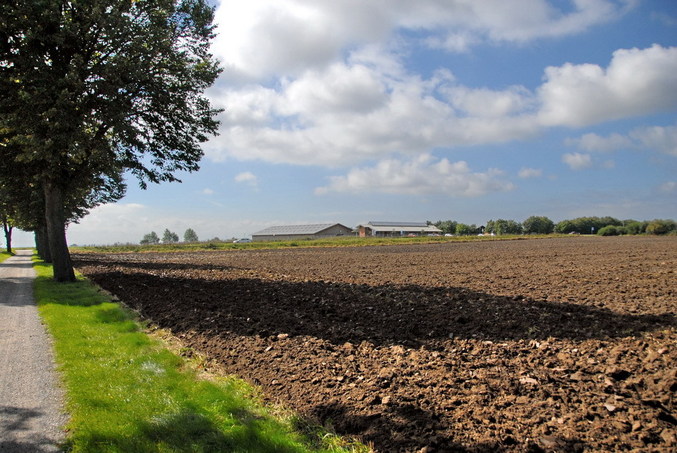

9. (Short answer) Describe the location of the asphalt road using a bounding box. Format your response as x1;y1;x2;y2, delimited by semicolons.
0;250;67;452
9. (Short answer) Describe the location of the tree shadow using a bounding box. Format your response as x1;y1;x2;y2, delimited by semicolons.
74;266;675;346
60;405;304;453
0;406;63;452
306;400;586;453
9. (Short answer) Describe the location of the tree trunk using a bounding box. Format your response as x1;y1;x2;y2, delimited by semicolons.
35;227;52;262
2;218;11;254
43;180;75;282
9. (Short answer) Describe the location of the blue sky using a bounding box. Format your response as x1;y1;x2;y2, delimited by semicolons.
13;0;677;246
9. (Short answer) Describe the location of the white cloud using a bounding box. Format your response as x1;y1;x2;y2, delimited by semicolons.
539;44;677;127
234;171;258;186
202;188;214;195
425;0;634;51
566;132;632;152
213;1;635;79
518;167;543;179
567;123;677;155
315;154;514;197
562;152;593;170
629;124;677;156
659;181;677;193
65;202;276;245
206;42;677;169
205;57;540;167
444;85;535;118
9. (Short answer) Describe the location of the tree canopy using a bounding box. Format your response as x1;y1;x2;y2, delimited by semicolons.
0;0;221;280
183;228;199;242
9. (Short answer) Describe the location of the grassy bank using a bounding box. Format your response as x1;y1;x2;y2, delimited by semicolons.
72;234;553;254
0;251;13;262
33;257;367;453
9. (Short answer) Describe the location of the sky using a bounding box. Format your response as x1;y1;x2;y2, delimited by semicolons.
11;0;677;246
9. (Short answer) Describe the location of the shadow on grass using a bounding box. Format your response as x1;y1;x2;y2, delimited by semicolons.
63;405;307;453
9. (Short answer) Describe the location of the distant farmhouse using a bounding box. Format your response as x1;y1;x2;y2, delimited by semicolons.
357;221;442;237
251;223;353;242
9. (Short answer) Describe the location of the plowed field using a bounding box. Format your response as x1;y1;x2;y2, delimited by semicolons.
73;236;676;452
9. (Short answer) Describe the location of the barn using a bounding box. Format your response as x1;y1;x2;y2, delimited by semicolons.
357;221;442;237
251;223;354;242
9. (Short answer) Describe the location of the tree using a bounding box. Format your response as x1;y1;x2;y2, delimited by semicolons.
646;219;677;235
140;232;160;245
486;219;522;235
455;223;479;235
0;0;221;281
184;228;199;242
624;220;647;235
163;229;179;243
522;216;554;234
434;220;458;235
555;216;621;234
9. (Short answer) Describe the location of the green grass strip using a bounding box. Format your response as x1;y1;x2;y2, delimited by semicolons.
33;257;368;453
0;251;13;263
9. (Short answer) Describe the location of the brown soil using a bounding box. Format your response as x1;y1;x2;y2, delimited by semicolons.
73;236;677;452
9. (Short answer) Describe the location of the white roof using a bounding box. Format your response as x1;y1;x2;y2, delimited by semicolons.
359;221;441;233
252;223;349;236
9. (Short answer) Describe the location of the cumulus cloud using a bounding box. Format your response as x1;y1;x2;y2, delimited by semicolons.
518;167;543;179
234;171;258;186
205;57;540;166
315;154;514;197
539;44;677;127
562;152;593;170
206;40;677;170
213;0;635;79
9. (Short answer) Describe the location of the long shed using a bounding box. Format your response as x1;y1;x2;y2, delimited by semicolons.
251;223;353;242
357;221;442;237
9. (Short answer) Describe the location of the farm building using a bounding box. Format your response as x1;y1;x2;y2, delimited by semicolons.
251;223;353;242
357;221;442;237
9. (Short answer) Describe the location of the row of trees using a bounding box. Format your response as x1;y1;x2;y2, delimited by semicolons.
0;0;221;280
433;216;677;236
140;228;199;244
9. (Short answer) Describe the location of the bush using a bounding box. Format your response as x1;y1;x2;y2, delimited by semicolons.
598;225;621;236
623;221;647;235
646;219;677;235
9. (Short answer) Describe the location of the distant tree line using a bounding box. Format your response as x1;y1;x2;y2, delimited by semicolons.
433;216;677;236
140;228;200;245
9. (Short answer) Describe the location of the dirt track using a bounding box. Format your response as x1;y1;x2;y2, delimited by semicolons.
0;250;67;452
73;236;676;452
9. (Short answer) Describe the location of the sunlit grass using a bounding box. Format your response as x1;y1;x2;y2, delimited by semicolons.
0;251;14;262
33;257;369;453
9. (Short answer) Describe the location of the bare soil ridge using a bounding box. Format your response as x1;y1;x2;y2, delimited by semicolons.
74;237;677;452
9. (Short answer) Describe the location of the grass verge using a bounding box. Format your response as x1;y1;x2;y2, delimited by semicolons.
33;257;368;453
0;251;14;263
